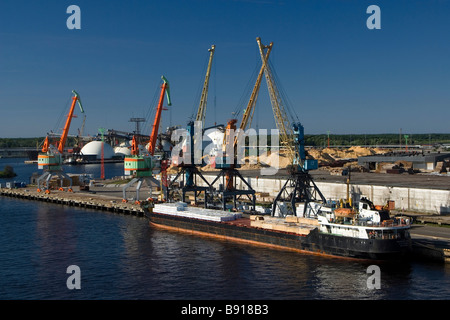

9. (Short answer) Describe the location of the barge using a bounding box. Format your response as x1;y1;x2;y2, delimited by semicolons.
141;198;412;261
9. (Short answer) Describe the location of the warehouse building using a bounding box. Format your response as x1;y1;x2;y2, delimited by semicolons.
358;152;450;171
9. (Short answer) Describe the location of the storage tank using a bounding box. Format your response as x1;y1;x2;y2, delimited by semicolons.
80;141;115;160
114;146;131;157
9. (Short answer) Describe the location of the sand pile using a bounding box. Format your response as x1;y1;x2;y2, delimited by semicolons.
241;152;292;169
198;151;292;171
306;146;390;164
165;146;391;172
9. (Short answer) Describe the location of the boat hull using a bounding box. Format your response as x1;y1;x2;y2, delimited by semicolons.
144;208;412;261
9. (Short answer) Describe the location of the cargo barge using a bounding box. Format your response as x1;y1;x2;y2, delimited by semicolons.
141;198;412;261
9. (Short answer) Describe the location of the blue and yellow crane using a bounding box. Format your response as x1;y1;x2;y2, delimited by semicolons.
208;40;272;211
256;37;326;217
167;45;216;206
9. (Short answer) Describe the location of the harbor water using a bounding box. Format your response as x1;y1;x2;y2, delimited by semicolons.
1;158;450;300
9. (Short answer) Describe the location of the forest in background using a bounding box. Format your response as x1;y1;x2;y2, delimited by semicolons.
0;134;449;149
0;137;78;149
304;133;450;147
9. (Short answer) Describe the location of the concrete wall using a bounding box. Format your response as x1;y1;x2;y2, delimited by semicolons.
199;174;450;215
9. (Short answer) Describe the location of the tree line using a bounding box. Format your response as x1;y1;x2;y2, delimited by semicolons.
0;137;78;149
1;134;449;149
304;133;450;147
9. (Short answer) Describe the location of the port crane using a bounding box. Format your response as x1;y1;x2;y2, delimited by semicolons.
256;37;326;217
37;90;83;193
122;76;171;203
167;45;216;206
209;41;272;211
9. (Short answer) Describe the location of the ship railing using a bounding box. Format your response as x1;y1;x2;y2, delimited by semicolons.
354;218;411;228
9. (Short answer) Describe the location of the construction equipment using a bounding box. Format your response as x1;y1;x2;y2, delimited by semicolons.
122;76;171;203
168;45;216;206
256;37;326;217
37;90;83;193
208;41;272;211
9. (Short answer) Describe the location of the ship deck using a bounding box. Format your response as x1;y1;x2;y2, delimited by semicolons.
223;217;252;228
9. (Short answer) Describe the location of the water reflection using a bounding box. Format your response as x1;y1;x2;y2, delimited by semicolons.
311;261;406;299
2;193;450;299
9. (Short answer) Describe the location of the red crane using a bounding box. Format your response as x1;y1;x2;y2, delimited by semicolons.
130;76;171;156
37;90;83;193
122;76;171;203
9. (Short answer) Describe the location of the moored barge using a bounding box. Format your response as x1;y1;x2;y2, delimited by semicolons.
141;198;412;261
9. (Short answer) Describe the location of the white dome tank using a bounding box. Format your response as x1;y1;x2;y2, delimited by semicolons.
114;146;131;157
80;141;115;159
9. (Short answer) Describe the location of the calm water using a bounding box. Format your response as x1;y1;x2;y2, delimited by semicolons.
1;158;450;300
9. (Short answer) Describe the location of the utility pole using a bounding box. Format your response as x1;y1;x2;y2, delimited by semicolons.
99;128;106;179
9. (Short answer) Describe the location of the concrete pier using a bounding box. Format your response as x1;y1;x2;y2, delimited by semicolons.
0;187;144;216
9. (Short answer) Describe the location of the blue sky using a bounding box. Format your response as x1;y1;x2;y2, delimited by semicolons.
0;0;449;138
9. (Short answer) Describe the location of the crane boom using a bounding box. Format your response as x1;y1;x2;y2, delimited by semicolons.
196;45;215;126
57;90;81;154
148;76;171;155
256;37;299;166
235;41;272;146
220;43;272;155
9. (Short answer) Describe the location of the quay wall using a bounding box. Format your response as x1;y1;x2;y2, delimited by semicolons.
0;188;144;216
200;174;450;215
1;174;449;215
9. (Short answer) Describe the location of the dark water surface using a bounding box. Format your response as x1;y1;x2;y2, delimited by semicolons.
1;158;450;300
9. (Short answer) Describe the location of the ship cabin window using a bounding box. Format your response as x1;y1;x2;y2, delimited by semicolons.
362;203;368;210
343;217;353;225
